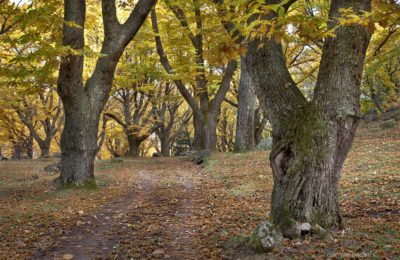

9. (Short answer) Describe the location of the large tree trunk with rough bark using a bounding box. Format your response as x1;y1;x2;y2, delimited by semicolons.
245;0;371;230
235;56;257;151
57;0;157;187
60;98;100;186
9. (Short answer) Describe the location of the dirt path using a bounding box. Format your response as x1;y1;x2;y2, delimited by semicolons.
35;158;216;260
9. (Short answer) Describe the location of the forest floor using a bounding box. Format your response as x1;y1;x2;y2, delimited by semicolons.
0;121;400;259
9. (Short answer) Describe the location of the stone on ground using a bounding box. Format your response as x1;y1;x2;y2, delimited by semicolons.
280;217;301;239
299;222;312;235
248;221;283;253
312;224;328;239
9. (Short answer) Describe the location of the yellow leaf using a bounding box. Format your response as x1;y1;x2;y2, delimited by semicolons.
260;24;267;33
63;254;74;260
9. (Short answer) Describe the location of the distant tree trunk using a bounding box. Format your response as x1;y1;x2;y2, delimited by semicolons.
211;0;257;151
16;94;64;158
11;138;23;159
105;86;162;157
254;105;268;145
25;135;34;159
151;8;237;152
127;134;141;157
160;137;170;156
192;110;220;151
153;84;192;157
57;0;157;187
96;113;108;156
218;107;235;152
371;91;385;113
235;55;257;151
245;0;371;229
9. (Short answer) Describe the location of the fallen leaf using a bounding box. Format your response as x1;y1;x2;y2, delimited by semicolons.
152;249;165;256
63;254;74;260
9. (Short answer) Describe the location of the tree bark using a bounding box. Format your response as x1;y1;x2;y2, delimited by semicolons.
235;55;257;151
127;134;141;156
160;137;170;156
254;105;268;145
57;0;157;187
12;139;23;159
245;0;371;229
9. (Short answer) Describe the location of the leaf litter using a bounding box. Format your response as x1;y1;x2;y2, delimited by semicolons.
0;122;399;259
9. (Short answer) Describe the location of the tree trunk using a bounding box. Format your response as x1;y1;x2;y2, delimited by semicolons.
245;0;371;229
193;111;218;151
235;55;257;151
254;105;268;145
37;140;51;157
192;113;203;150
160;137;170;156
59;102;98;186
12;140;22;159
127;135;142;157
371;92;385;113
205;112;218;151
57;0;157;187
40;145;50;158
25;135;34;158
57;0;96;187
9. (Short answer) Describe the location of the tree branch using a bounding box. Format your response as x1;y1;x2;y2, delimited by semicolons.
121;0;158;45
211;59;238;111
104;112;127;128
223;98;238;108
102;0;121;38
211;0;244;43
164;0;196;44
150;8;199;112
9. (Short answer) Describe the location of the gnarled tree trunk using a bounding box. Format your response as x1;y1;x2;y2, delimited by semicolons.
245;0;372;229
